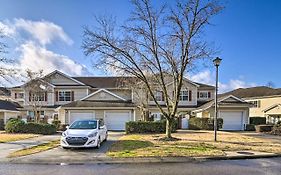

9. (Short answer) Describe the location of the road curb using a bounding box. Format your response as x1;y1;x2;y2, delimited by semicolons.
2;153;281;165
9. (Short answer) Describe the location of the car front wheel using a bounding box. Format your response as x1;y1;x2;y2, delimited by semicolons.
95;137;101;149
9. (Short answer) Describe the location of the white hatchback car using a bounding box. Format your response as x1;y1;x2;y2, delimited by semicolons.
60;119;108;149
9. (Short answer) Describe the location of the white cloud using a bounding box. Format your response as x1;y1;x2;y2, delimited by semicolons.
190;70;257;93
18;41;86;76
0;18;89;86
13;19;73;46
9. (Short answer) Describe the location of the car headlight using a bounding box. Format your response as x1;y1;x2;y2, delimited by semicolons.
62;132;67;137
88;132;98;138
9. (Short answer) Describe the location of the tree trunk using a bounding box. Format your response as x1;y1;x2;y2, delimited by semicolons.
165;118;172;138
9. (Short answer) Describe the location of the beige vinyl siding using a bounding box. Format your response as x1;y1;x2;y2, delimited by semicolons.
49;74;80;85
54;88;88;105
245;96;281;117
109;89;132;101
95;110;104;119
85;91;120;101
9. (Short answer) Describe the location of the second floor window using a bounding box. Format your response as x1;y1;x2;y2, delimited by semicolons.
59;91;71;101
198;91;211;99
30;92;46;101
179;90;189;101
249;100;260;108
155;91;164;101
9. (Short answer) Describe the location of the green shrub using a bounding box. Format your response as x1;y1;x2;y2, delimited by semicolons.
0;119;4;130
5;118;25;133
125;120;177;134
250;117;266;125
5;119;56;135
52;120;61;130
255;125;273;132
245;124;256;131
271;124;281;135
22;123;56;135
59;124;68;131
188;118;223;130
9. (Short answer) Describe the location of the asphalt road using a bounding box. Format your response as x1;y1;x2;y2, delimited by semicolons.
1;157;281;175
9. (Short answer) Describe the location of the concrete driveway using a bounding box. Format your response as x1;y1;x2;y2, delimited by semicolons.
12;131;124;163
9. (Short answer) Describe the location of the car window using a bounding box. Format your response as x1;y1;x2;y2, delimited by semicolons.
69;120;97;129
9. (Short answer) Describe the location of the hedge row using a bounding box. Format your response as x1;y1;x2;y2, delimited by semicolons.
125;120;177;134
5;119;56;135
271;124;281;135
245;124;255;131
255;125;273;132
249;117;266;125
188;118;223;130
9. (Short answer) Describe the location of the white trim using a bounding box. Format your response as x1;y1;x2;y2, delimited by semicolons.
3;112;6;124
263;103;281;113
192;95;248;113
166;78;200;87
80;89;127;101
21;78;55;88
133;110;136;121
0;110;21;113
219;95;246;103
44;70;86;85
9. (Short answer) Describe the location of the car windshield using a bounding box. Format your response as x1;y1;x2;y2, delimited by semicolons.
69;120;97;129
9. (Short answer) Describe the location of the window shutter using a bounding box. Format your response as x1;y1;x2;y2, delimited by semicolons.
45;92;48;102
29;92;31;101
55;91;58;101
208;92;211;98
161;91;164;101
189;90;192;101
15;93;17;99
197;92;199;98
71;91;74;101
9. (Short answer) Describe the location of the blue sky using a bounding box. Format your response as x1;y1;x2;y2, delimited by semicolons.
0;0;280;92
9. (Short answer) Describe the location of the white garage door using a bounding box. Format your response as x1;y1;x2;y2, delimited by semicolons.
70;112;95;124
105;111;131;130
219;111;244;131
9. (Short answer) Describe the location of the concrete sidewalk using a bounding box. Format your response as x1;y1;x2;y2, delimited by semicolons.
0;135;60;159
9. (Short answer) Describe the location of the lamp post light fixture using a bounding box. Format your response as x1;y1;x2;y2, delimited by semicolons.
213;57;222;142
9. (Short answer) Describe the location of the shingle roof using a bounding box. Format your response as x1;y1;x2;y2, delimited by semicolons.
0;100;22;111
73;76;215;89
222;86;281;98
62;100;135;108
194;95;250;111
194;82;215;89
72;77;137;88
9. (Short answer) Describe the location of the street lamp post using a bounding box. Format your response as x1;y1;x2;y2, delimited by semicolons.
213;57;222;142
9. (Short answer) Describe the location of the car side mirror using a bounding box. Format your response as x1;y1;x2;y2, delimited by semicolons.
66;126;69;130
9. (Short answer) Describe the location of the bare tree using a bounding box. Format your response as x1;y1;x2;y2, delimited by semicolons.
266;81;275;88
82;0;222;138
24;69;52;123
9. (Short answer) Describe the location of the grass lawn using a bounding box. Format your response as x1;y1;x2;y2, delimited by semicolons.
107;131;281;158
0;132;38;143
8;140;60;158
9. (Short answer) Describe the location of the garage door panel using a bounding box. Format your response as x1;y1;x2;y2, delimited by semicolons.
220;111;243;131
105;112;131;131
70;112;95;124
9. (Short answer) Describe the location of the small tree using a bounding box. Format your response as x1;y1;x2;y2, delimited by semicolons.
83;0;222;138
24;70;52;123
